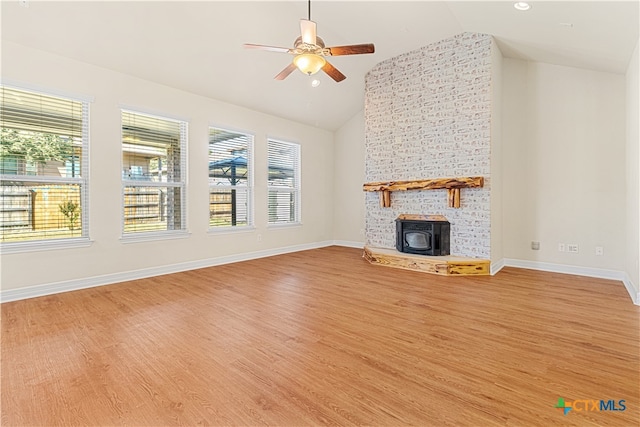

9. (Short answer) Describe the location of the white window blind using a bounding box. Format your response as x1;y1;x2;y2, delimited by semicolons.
267;139;300;225
0;85;89;244
209;127;253;228
121;110;187;235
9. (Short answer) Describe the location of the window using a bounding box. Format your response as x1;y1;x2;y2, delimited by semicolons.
267;139;300;225
208;127;253;229
0;85;89;245
121;110;187;236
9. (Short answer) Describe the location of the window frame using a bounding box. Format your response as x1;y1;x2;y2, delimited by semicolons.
0;84;92;253
266;138;301;227
120;108;188;242
207;125;254;232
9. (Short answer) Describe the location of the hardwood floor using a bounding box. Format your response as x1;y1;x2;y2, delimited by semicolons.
2;246;638;426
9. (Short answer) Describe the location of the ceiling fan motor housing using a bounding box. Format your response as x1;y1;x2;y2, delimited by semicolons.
294;36;326;53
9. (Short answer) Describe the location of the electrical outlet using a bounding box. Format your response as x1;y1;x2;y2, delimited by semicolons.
558;243;565;252
531;241;540;250
257;234;262;242
595;246;604;256
567;244;579;254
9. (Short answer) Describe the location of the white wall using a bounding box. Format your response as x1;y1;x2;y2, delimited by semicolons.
502;59;626;271
1;40;635;302
333;110;365;246
625;38;640;301
490;38;503;267
0;41;334;295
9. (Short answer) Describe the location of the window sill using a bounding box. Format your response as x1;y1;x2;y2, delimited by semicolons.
120;230;191;244
0;237;93;254
207;225;256;236
267;222;302;229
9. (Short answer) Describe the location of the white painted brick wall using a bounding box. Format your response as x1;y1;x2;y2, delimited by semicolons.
364;32;493;258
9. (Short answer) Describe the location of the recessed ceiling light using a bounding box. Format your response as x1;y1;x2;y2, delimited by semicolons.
514;2;531;11
311;79;321;88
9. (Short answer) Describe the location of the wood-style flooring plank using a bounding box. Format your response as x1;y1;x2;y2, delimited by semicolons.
2;246;638;426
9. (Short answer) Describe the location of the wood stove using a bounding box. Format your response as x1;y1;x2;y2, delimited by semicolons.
395;214;450;256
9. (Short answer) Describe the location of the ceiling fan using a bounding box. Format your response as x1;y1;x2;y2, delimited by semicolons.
243;0;375;82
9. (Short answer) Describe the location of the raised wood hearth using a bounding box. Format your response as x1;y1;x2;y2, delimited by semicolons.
364;245;490;276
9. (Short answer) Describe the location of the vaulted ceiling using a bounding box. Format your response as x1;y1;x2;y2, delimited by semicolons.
2;1;638;131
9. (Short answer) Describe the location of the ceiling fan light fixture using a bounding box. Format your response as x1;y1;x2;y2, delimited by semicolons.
244;0;372;82
293;53;326;76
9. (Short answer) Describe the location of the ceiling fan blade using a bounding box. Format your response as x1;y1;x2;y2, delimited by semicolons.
322;61;346;82
274;63;297;80
300;19;317;45
243;43;291;53
327;44;375;56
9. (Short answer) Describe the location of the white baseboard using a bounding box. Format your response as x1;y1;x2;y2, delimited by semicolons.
503;258;625;280
500;258;639;305
333;240;364;249
622;272;640;306
490;258;505;275
8;245;635;306
1;240;336;303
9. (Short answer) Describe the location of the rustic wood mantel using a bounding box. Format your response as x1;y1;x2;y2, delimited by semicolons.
363;176;484;208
